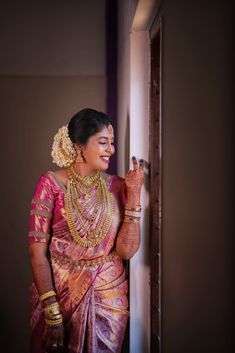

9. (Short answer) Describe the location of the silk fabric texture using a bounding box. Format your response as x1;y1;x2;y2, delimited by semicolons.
29;171;129;353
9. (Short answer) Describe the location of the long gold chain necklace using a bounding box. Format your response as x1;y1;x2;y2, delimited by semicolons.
64;164;114;247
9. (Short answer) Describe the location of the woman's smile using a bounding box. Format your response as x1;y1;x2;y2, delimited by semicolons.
100;156;110;163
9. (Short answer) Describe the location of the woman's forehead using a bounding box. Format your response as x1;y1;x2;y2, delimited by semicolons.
95;125;114;138
108;124;114;135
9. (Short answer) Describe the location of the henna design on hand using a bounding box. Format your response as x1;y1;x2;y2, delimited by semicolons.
125;157;144;192
116;222;140;259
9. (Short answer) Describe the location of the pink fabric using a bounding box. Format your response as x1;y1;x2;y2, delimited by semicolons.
29;172;129;353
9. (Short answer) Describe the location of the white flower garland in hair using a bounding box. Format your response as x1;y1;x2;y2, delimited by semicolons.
51;125;77;168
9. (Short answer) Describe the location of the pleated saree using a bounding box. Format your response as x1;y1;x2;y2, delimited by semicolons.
29;171;129;353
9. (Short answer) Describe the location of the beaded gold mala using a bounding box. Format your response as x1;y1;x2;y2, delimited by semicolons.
64;164;114;247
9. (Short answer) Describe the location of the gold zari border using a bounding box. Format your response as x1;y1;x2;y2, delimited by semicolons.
30;209;52;218
32;198;54;208
29;231;50;239
50;250;118;268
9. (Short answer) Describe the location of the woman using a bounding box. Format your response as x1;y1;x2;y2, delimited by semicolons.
28;108;144;353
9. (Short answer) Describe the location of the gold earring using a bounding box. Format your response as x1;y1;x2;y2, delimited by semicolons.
76;148;84;163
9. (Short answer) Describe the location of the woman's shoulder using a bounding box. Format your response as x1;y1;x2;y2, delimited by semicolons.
50;168;68;184
101;172;125;191
36;168;68;191
102;171;124;181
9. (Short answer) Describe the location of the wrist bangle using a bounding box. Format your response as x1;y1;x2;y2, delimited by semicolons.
124;216;140;224
45;317;63;327
125;204;142;211
44;302;61;317
46;313;62;320
39;290;56;302
124;209;141;217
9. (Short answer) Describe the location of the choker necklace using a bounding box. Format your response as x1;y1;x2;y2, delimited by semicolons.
64;164;114;247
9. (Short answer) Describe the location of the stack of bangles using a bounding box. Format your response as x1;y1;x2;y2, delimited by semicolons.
123;204;142;224
39;289;63;327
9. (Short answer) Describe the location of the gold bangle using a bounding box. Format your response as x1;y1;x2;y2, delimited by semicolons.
45;316;62;323
125;205;142;211
43;301;60;309
45;317;63;326
124;210;141;217
45;314;62;321
124;216;140;224
43;302;61;315
39;290;56;302
44;303;61;317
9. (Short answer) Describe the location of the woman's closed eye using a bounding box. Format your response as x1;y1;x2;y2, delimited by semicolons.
99;142;115;145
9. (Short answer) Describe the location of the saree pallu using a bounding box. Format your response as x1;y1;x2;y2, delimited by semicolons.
29;171;129;353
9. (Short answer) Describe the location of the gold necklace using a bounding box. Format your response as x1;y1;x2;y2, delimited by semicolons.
64;164;114;247
70;164;100;187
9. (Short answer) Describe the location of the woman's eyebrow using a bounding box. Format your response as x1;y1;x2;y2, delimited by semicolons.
98;136;114;140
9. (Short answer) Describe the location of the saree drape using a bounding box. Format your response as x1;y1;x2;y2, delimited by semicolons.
29;171;129;353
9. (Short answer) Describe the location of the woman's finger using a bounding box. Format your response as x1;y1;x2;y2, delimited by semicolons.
51;342;58;351
132;156;138;170
58;338;64;351
139;159;144;170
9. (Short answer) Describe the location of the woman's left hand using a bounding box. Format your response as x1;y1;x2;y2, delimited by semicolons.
125;157;144;192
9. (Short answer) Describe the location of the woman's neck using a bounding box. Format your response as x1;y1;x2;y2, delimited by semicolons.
73;162;97;177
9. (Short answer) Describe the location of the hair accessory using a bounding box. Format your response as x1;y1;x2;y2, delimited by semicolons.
51;125;77;167
39;289;56;302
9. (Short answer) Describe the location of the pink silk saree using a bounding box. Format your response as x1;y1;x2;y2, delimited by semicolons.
29;171;129;353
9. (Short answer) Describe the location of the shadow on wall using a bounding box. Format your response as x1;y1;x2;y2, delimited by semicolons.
124;111;130;174
122;111;130;353
124;109;149;267
122;110;150;352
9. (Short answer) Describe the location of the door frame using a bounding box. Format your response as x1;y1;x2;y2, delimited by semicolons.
149;15;163;353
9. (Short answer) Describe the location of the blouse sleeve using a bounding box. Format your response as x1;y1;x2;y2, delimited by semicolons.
28;173;55;245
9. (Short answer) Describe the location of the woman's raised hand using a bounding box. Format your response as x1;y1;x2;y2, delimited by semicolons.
125;156;144;192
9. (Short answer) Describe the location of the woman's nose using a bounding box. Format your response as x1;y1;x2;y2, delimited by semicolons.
106;143;114;154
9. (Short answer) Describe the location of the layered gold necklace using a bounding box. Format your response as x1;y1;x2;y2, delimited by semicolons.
64;164;114;247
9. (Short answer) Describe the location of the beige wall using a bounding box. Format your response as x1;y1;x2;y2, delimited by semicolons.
0;2;106;352
129;30;151;352
118;1;151;352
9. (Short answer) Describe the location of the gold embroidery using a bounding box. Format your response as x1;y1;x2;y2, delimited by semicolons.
29;231;50;239
30;209;52;218
95;271;126;291
50;251;118;268
32;198;54;208
95;289;127;300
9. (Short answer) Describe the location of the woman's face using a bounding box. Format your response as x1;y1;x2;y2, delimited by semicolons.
79;124;115;172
